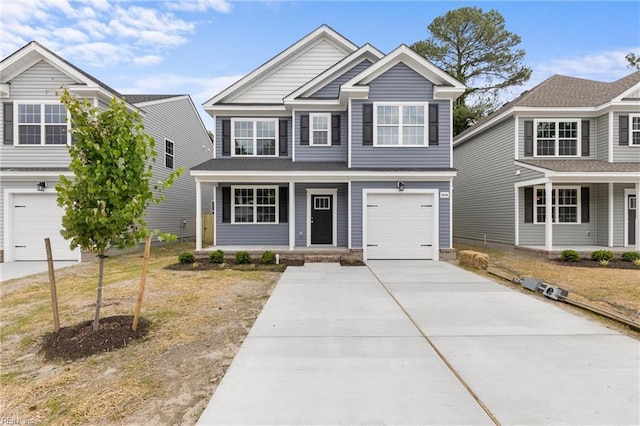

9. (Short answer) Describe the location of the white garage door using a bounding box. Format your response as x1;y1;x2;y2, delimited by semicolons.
12;193;77;261
366;192;436;260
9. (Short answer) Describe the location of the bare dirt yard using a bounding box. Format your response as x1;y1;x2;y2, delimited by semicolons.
0;243;280;425
455;243;640;338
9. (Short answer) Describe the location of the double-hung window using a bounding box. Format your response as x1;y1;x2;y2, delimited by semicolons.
310;113;330;146
631;114;640;146
534;120;579;156
16;103;69;145
535;186;580;224
374;103;427;146
165;139;174;169
232;119;277;156
232;186;278;224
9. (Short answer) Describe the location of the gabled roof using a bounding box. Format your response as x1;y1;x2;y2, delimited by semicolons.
123;94;185;104
203;25;358;108
340;45;466;100
455;71;640;144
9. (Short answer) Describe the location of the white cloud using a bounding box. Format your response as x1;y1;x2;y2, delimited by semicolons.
165;0;232;13
134;55;164;66
57;27;90;43
59;42;132;67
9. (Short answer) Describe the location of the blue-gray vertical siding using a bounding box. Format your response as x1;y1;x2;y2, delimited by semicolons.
294;111;347;162
311;60;373;98
294;183;348;247
350;181;451;249
216;116;292;159
350;63;451;168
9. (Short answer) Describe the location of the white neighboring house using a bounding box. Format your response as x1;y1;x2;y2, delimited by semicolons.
0;41;213;262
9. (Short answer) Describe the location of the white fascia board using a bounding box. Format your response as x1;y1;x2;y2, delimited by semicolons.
283;99;345;111
0;83;9;98
613;80;640;102
203;25;358;107
433;86;465;100
514;160;553;176
204;105;289;117
191;170;456;182
0;170;74;180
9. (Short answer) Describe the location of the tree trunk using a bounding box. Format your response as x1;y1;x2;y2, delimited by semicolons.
93;254;105;331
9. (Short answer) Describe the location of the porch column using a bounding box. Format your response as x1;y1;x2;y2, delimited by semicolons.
289;181;295;251
545;182;553;251
195;179;202;251
608;183;614;247
514;186;520;246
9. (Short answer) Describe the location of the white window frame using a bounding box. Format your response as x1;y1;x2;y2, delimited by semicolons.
630;114;640;146
534;185;581;224
164;139;174;169
14;101;71;146
533;119;581;157
230;118;278;157
230;185;279;225
373;102;428;147
309;113;331;146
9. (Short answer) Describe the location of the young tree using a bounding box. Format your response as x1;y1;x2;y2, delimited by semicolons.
411;7;532;134
56;90;182;331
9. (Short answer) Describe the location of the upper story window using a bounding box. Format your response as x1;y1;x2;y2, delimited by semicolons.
310;113;330;146
16;103;69;145
631;114;640;146
165;139;174;169
534;120;579;156
535;186;580;224
232;186;278;224
374;103;427;146
232;118;277;156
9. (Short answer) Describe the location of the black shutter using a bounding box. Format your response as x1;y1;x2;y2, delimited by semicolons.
222;187;231;223
3;102;13;145
331;114;341;145
619;115;629;146
279;186;288;223
524;121;534;156
222;119;231;156
524;187;534;223
362;103;373;145
279;119;288;156
581;187;590;223
581;120;590;156
429;103;439;145
300;114;309;145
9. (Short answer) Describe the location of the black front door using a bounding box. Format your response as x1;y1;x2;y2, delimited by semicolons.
629;195;636;245
311;195;333;245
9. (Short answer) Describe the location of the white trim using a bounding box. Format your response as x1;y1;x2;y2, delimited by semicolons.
608;110;614;163
212;115;217;159
629;114;640;146
291;109;296;161
372;102;428;147
514;186;520;246
514;114;519;160
533;185;582;225
164;138;175;169
545;182;553;251
449;98;454;168
230;185;279;224
13;100;71;147
347;180;352;249
3;188;81;263
309;113;332;146
362;188;440;261
608;182;614;247
532;118;581;158
306;188;338;247
213;184;217;247
230;118;279;157
196;179;202;250
347;99;352;168
289;182;295;250
624;188;638;248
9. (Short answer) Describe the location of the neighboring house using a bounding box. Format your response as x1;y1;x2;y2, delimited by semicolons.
191;25;465;260
453;71;640;252
0;41;213;262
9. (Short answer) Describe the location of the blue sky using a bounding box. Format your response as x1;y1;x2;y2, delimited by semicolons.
2;0;639;124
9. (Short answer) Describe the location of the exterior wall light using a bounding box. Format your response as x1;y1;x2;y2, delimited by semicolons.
36;181;46;191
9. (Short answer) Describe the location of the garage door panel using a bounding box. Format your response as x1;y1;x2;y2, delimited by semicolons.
366;193;436;260
13;194;77;261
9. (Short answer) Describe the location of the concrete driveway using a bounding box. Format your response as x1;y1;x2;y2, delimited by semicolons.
0;261;78;282
197;261;639;425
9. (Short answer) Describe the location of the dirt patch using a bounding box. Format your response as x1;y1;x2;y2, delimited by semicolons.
339;258;366;266
40;315;150;361
551;258;639;270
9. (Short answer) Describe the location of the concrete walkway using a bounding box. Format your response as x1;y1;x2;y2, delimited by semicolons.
0;261;78;282
197;261;640;425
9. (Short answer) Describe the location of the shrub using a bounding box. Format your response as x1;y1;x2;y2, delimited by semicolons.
560;249;580;262
634;259;640;267
621;251;640;262
260;250;277;265
591;250;614;262
209;249;225;264
234;251;252;265
599;259;610;267
178;252;195;264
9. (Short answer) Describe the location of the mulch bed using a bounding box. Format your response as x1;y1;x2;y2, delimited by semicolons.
164;257;304;271
40;315;150;361
551;259;640;270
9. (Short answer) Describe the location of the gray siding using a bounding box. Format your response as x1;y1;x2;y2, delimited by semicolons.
215;116;292;159
311;60;373;98
215;183;289;245
293;183;348;247
612;112;640;162
351;63;451;168
613;184;634;246
350;181;451;249
454;118;543;245
294;111;347;162
595;184;609;246
138;97;214;240
0;61;77;168
595;114;609;161
517;118;596;159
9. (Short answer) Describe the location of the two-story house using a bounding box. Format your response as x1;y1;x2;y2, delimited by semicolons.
191;25;465;260
0;41;213;262
453;71;640;253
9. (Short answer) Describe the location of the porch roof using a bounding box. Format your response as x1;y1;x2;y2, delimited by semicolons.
517;159;640;173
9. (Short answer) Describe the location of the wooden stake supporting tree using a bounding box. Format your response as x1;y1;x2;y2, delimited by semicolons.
45;238;60;332
132;237;151;331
